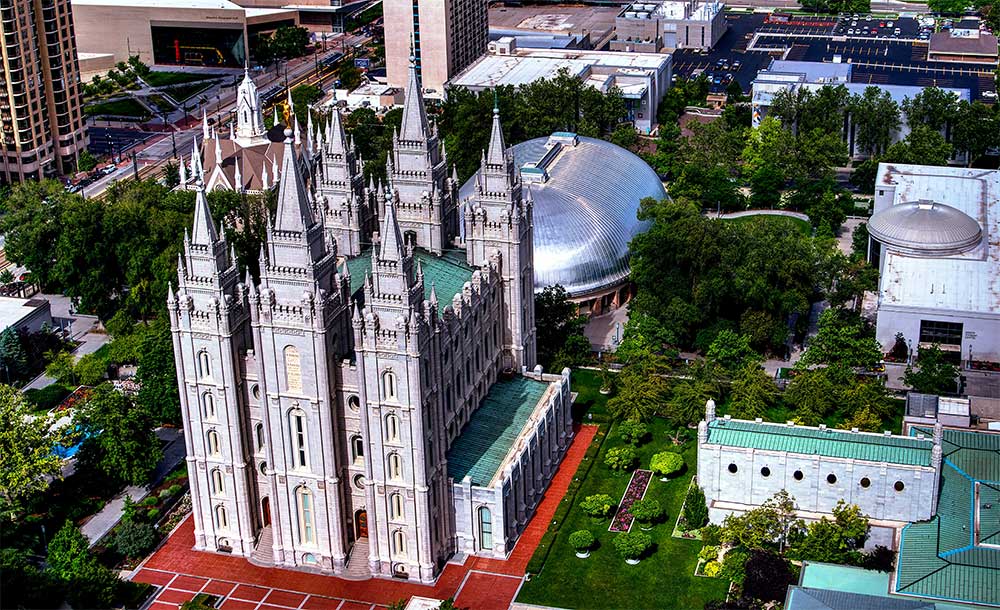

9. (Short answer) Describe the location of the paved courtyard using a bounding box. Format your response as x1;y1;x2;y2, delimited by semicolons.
133;425;598;610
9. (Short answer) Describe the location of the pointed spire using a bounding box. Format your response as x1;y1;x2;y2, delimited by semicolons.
327;105;348;156
179;155;187;185
273;105;280;126
486;93;507;166
214;137;223;166
202;110;210;140
307;110;314;147
262;161;270;191
378;201;405;262
271;154;279;183
429;281;438;305
399;53;429;142
273;129;314;231
229;121;234;140
234;155;243;192
191;184;218;245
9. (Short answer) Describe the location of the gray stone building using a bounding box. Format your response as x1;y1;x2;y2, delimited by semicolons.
697;401;942;528
168;60;574;583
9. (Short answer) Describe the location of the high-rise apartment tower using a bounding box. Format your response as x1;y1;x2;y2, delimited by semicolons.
384;0;487;96
0;0;87;183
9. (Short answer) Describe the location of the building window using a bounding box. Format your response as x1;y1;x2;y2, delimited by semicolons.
353;474;366;490
388;453;403;480
289;409;308;469
251;384;261;400
302;553;317;565
827;474;838;485
390;492;404;520
894;481;905;492
919;320;963;346
259;462;268;475
203;392;216;419
207;430;221;456
392;529;407;559
284;346;303;393
296;486;315;545
255;423;265;451
793;470;804;481
479;507;493;551
198;351;212;378
351;435;364;463
727;463;738;474
386;414;400;442
760;467;771;478
211;468;224;495
348;395;360;412
382;370;398;401
215;505;228;530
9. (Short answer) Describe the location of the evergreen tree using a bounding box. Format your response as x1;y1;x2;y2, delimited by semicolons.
0;327;28;379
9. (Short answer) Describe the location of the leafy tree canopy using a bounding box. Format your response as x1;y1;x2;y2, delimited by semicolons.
0;385;68;518
77;384;163;486
903;345;959;395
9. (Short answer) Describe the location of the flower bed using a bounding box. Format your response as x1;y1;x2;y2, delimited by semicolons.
56;385;94;412
609;469;652;532
970;360;1000;372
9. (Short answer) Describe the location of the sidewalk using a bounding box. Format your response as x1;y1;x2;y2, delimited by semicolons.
81;428;187;547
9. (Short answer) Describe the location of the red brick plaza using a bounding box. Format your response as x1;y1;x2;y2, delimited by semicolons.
134;425;598;610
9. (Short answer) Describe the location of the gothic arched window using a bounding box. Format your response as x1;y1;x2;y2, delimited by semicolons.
203;392;216;420
351;435;364;464
386;413;400;442
207;430;221;456
392;529;407;558
211;468;225;495
478;507;493;550
255;423;265;451
382;370;398;401
215;504;228;530
296;486;315;544
198;351;212;379
390;492;404;520
388;453;403;481
289;409;308;469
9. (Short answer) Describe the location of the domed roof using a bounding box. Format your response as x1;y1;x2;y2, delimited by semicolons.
460;134;666;296
868;199;982;256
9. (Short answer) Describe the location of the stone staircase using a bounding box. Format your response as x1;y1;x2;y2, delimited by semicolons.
249;526;274;567
342;537;371;580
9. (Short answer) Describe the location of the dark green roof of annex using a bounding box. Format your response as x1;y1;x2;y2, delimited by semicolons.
706;419;934;466
447;376;550;487
894;428;1000;608
342;248;474;317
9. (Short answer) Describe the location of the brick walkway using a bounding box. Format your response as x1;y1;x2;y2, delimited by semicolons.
134;425;598;610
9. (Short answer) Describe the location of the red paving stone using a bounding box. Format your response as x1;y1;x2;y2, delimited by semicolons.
220;600;258;610
340;602;373;610
258;605;293;610
149;603;178;610
157;588;197;604
263;590;307;607
301;595;344;610
134;568;175;586
134;424;599;609
455;572;523;610
171;574;210;592
202;580;238;596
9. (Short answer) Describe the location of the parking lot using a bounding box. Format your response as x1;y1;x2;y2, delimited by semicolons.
671;11;999;100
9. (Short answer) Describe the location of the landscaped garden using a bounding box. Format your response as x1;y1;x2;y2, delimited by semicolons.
143;71;218;88
163;81;215;103
84;98;150;120
516;370;730;609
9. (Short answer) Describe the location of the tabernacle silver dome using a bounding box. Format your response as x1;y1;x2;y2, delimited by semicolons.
460;134;666;296
868;199;982;257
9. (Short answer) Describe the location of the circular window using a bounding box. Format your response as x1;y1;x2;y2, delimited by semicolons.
793;470;804;481
302;553;317;565
827;474;838;485
251;384;261;400
259;462;268;475
728;463;738;474
348;395;360;412
860;477;871;488
353;474;366;490
760;466;771;478
894;481;905;492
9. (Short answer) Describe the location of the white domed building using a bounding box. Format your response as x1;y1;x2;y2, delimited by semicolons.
869;163;1000;364
460;132;667;316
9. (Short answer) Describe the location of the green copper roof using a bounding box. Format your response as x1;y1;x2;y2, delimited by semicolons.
895;428;1000;607
447;376;550;487
342;248;474;317
706;419;934;466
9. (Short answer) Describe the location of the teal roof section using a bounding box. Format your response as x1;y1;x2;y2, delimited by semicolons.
447;376;550;487
895;428;1000;608
342;247;474;318
706;419;934;466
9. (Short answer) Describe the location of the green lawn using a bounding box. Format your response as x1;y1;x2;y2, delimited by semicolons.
144;71;216;87
517;371;729;609
724;213;812;236
84;98;150;119
164;81;213;103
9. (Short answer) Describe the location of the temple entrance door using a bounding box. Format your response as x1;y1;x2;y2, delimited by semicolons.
262;497;271;527
356;510;368;538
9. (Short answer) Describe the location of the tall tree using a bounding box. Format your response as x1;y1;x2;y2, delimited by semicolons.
952;100;1000;166
136;319;181;425
534;285;588;372
730;364;776;420
903;346;959;395
0;386;67;518
607;350;672;421
77;384;163;486
849;87;901;156
883;125;953;167
901;87;960;132
798;309;882;369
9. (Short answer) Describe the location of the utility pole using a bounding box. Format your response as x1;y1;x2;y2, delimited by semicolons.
131;152;139;180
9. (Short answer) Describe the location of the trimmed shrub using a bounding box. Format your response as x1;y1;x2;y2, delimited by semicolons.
114;521;157;558
617;420;648;445
146;508;160;521
140;496;158;507
703;560;722;577
651;452;684;478
613;531;651;560
168;484;183;495
628;498;663;526
580;494;616;519
701;523;722;547
698;545;719;562
568;530;595;552
683;485;710;530
604;446;637;472
159;489;173;500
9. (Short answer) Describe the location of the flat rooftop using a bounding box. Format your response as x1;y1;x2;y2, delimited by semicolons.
705;418;934;466
447;376;551;487
875;164;999;316
0;296;47;330
488;4;618;41
72;0;243;8
451;48;669;89
895;428;1000;607
343;248;473;316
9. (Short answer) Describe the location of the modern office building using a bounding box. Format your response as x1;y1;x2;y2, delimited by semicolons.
1;0;88;182
234;0;368;33
384;0;487;97
868;163;1000;364
611;0;726;53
